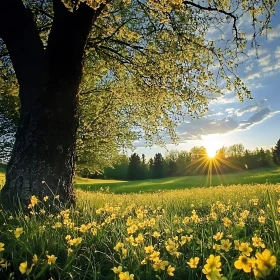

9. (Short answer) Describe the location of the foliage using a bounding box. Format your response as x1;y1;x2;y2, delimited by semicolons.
1;184;280;279
1;0;279;173
272;139;280;165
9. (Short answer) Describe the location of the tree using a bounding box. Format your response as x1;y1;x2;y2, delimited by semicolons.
152;153;165;179
273;139;280;165
0;0;277;208
128;153;142;180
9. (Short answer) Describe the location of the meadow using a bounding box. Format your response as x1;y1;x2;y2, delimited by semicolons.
0;168;280;279
75;167;280;194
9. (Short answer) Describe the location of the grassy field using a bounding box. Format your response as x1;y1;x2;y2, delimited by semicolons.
75;166;280;194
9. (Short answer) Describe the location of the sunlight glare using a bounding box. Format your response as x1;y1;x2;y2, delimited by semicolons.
206;147;217;158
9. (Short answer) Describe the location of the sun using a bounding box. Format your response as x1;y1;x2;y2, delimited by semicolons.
206;146;217;158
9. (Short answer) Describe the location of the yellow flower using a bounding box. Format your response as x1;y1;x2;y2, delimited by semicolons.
252;235;265;248
220;239;232;252
30;195;39;207
202;255;222;280
122;248;127;258
213;232;223;241
14;227;23;238
65;235;72;241
152;231;161;238
187;257;199;268
112;266;122;274
79;224;88;233
149;251;160;262
69;237;82;247
167;265;175;276
239;242;253;256
144;245;154;254
253;249;277;278
19;261;32;275
47;254;57;265
222;217;232;227
234;255;252;273
114;242;124;251
119;271;134;280
0;243;4;252
67;248;73;255
43;196;49;201
153;260;169;271
258;216;266;224
32;254;38;264
135;233;144;243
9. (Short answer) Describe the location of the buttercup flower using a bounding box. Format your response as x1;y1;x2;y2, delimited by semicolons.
187;257;200;268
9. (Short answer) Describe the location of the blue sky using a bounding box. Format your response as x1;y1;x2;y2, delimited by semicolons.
134;3;280;158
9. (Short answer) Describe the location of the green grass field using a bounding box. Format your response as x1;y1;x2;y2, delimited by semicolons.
75;166;280;194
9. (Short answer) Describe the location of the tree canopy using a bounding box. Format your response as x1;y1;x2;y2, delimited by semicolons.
0;0;278;207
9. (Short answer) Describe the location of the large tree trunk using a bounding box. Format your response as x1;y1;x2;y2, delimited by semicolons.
0;0;103;209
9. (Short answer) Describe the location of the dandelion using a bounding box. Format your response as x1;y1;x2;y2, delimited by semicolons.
187;257;199;268
47;254;57;265
167;265;175;276
14;227;23;238
0;243;4;252
234;255;252;273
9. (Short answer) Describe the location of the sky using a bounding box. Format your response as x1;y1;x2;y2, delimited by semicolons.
133;3;280;158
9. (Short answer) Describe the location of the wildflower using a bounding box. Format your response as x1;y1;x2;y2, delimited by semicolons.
0;243;4;252
220;239;232;252
152;231;161;238
167;265;175;276
79;224;88;233
252;235;265;248
202;255;222;280
121;248;127;258
239;242;253;256
114;242;124;251
65;235;72;241
19;262;32;275
153;260;169;271
135;233;144;243
187;257;199;268
144;245;154;254
47;254;57;265
258;216;266;224
55;195;60;199
119;271;134;280
234;240;240;250
213;232;223;241
149;251;160;262
30;195;39;207
253;249;277;278
14;228;23;238
213;244;221;251
222;217;232;227
69;237;82;247
32;254;38;264
112;266;122;274
43;196;49;201
67;248;73;255
52;222;62;229
234;255;252;273
0;258;8;268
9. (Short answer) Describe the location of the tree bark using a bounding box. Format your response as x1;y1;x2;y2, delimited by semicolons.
0;0;103;209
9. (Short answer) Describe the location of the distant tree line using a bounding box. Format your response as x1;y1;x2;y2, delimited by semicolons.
78;139;280;180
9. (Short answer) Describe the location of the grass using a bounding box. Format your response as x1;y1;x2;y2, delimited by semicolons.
75;166;280;194
1;184;280;279
1;166;280;279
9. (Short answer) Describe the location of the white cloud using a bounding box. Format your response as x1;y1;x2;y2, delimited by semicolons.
267;25;280;42
235;99;266;117
258;54;271;67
